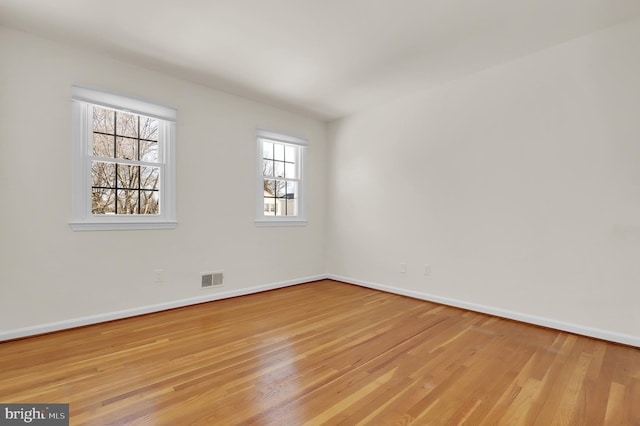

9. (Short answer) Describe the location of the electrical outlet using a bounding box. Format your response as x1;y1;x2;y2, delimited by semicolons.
154;269;164;283
400;263;407;274
424;264;431;276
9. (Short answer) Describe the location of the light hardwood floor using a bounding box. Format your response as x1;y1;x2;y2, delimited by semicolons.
0;280;638;425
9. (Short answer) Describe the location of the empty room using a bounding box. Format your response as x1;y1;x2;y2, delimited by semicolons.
1;0;639;424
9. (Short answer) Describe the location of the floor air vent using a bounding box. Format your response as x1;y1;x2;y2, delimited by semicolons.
202;272;223;288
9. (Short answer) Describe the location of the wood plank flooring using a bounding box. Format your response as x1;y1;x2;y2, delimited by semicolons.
0;280;638;425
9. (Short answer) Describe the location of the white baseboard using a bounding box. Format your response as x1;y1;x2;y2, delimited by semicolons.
327;274;640;348
0;275;326;342
3;274;638;348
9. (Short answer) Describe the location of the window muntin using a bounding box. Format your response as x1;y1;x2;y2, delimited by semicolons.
71;86;176;231
256;129;307;226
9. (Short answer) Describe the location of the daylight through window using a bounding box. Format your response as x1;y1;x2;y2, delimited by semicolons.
262;140;298;216
91;107;160;215
256;129;307;226
71;86;176;231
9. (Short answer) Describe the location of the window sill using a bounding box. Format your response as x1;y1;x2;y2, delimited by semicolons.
69;221;177;231
255;219;308;227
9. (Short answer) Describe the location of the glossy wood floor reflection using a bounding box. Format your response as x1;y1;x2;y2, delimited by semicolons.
1;280;639;425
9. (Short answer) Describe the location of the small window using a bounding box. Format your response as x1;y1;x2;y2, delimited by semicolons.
70;86;176;231
256;129;307;226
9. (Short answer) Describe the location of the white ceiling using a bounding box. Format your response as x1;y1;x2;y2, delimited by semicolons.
2;0;640;121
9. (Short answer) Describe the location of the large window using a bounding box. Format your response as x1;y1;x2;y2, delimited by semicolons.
256;129;307;226
70;86;176;230
91;106;160;215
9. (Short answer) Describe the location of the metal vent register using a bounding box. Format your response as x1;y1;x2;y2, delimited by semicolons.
201;272;224;288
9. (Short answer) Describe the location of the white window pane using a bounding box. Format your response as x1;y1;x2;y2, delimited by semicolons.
116;111;138;138
285;162;296;178
263;197;276;215
285;182;297;216
141;166;160;190
284;145;295;162
286;181;296;197
93;134;114;158
140;140;158;163
264;179;276;196
274;161;285;177
263;159;273;177
117;189;139;214
116;164;139;189
263;141;274;159
275;180;286;198
285;199;297;216
141;191;160;214
93;106;114;135
140;116;159;141
92;188;115;214
274;143;285;161
91;161;115;188
116;137;138;160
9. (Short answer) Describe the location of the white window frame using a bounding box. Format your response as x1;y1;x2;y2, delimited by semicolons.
70;86;177;231
255;128;307;227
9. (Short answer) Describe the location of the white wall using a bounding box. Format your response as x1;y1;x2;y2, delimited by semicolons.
0;26;327;335
2;17;639;345
327;18;640;341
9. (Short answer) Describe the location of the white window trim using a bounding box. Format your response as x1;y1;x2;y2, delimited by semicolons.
255;128;307;227
70;86;177;231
